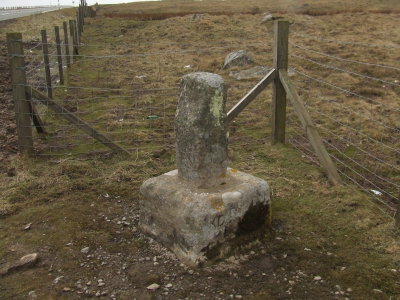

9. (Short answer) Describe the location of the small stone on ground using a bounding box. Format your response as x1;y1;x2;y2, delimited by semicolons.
147;283;160;291
223;50;254;69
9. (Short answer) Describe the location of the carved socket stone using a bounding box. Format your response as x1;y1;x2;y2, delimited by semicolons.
140;72;270;266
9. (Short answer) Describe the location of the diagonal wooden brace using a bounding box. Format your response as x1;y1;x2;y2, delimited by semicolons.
227;69;275;123
26;87;130;156
279;70;342;186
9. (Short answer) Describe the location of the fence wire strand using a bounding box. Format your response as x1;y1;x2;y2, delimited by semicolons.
291;53;400;88
290;42;400;72
293;32;400;50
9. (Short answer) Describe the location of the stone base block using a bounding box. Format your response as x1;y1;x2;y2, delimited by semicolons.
139;168;271;266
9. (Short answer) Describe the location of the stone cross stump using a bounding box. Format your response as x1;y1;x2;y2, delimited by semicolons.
140;72;271;266
175;73;228;188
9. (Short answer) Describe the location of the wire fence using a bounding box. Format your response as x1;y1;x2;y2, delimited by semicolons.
18;29;269;159
9;15;399;219
287;31;399;219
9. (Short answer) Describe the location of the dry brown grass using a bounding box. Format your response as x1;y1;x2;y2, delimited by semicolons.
0;8;76;42
98;0;400;17
0;1;399;298
3;1;398;204
103;11;258;20
102;8;400;20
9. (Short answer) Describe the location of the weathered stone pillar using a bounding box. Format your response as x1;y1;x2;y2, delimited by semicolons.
139;72;271;266
175;73;228;187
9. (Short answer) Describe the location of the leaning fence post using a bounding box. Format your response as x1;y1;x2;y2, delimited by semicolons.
6;33;33;154
272;20;289;144
62;21;71;67
54;26;64;85
41;29;53;99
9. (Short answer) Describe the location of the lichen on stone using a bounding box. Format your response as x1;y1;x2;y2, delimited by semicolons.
210;89;224;127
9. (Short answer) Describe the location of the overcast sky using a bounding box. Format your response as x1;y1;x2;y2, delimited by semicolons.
2;0;160;7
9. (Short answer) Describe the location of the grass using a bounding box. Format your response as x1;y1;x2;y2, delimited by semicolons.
97;0;400;18
1;139;399;298
1;8;76;41
0;0;400;299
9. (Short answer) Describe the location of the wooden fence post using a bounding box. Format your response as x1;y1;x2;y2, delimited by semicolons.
54;26;64;85
76;12;81;42
80;2;85;27
77;7;81;35
68;20;76;59
81;7;84;29
272;20;289;144
70;20;78;56
69;19;74;40
41;29;53;99
83;1;89;18
74;20;80;54
74;19;80;46
6;33;33;154
62;21;71;67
